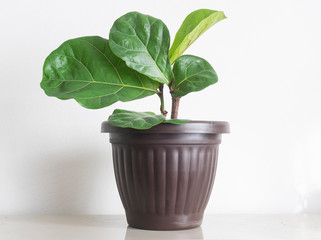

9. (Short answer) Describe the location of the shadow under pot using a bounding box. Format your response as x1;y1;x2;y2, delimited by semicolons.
101;121;230;230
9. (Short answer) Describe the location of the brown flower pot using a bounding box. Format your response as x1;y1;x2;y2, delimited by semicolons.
101;121;229;230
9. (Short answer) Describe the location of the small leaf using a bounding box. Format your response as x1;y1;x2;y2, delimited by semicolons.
109;12;173;84
169;9;226;64
172;55;218;98
164;119;190;124
108;109;165;129
41;36;159;109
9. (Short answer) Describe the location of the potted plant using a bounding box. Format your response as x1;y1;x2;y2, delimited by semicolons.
41;9;229;230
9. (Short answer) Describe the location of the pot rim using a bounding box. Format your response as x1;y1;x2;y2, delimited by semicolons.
101;120;230;134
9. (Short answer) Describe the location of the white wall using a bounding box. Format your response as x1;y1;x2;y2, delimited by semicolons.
0;0;320;215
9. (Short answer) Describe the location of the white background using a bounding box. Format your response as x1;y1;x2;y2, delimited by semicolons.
0;0;320;215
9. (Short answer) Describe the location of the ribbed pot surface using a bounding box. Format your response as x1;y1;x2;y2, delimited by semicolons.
102;121;229;230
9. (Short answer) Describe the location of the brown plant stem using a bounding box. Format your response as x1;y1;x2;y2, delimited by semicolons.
171;96;180;119
169;78;180;119
157;84;167;116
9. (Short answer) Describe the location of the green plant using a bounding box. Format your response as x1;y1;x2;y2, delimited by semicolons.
41;9;226;129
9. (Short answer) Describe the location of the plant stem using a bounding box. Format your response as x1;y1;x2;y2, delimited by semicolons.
171;96;180;119
157;84;167;116
169;78;180;119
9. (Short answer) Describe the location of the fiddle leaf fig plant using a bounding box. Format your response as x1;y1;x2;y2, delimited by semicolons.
41;36;159;109
171;55;218;98
41;9;226;129
168;9;226;64
109;12;173;85
108;109;166;129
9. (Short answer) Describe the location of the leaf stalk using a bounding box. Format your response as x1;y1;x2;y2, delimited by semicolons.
157;84;167;116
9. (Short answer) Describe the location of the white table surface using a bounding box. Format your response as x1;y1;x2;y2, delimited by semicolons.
0;214;320;240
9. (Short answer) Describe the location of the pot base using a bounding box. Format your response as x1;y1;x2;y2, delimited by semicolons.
126;212;203;230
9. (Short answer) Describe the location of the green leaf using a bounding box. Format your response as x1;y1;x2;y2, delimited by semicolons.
109;12;173;84
172;55;218;98
41;36;159;109
169;9;226;64
108;109;165;129
164;119;190;124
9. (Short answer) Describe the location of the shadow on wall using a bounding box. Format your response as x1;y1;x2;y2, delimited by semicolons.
19;149;114;214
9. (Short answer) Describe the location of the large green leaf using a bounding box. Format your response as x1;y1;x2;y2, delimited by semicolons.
109;12;173;84
41;36;159;109
172;55;218;98
169;9;226;64
108;109;165;129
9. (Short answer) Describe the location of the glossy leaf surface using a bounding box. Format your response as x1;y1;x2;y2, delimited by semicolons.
109;12;173;84
164;119;190;124
41;36;159;109
108;109;165;129
169;9;226;63
172;55;218;98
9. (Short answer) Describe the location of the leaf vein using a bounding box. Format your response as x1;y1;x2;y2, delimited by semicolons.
176;69;213;88
45;78;157;92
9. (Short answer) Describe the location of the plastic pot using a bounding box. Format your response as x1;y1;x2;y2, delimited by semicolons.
101;121;229;230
